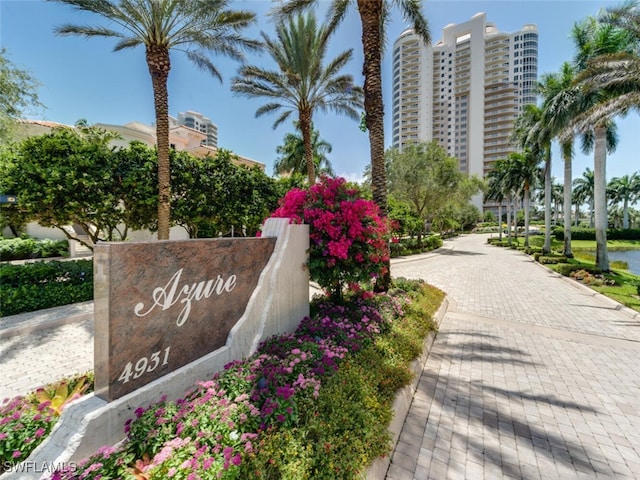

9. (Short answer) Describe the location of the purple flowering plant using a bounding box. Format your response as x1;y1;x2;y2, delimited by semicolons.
47;287;407;480
0;373;93;473
0;396;57;472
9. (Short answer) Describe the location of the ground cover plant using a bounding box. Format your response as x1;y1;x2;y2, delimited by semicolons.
36;281;443;480
0;373;93;472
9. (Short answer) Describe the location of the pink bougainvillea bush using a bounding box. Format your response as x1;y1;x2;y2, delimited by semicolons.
270;176;390;299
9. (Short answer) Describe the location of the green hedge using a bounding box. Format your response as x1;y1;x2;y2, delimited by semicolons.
390;235;443;257
553;226;640;241
538;255;568;264
0;237;69;261
0;260;93;317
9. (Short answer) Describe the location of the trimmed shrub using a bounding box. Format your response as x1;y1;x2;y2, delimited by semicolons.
555;263;602;277
0;237;68;261
556;263;578;276
0;260;93;317
538;255;568;264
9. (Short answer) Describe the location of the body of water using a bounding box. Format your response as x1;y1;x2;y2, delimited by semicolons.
608;250;640;275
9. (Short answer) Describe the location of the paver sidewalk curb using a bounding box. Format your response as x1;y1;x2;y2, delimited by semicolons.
0;301;93;339
367;294;450;480
516;249;640;321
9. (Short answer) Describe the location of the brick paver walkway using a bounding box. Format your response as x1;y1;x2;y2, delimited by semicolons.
0;303;94;401
387;234;640;480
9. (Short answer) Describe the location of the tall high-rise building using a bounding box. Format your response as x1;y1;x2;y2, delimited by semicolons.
392;12;538;207
175;110;218;147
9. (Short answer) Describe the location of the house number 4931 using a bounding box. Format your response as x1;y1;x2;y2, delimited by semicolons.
118;347;170;384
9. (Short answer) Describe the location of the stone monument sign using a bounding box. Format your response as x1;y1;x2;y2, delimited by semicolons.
93;237;277;401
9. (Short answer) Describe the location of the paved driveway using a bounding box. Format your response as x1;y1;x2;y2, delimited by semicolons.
387;234;640;480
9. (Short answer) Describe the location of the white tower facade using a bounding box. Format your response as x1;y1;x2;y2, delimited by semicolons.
392;13;538;209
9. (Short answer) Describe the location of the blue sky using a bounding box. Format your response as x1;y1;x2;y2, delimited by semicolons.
1;0;638;185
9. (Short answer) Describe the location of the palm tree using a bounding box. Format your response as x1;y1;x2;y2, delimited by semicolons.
274;124;334;177
51;0;259;240
573;168;595;227
512;104;552;252
538;180;564;225
565;15;632;270
537;62;579;257
507;151;542;248
490;153;540;247
552;182;564;225
608;173;640;228
486;159;510;241
276;0;429;213
232;13;362;185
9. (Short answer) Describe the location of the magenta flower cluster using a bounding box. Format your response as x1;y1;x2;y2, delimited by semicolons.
270;176;390;298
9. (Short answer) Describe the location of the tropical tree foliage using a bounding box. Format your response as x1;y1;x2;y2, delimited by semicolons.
0;49;43;142
172;149;281;238
387;195;423;238
607;172;640;228
276;0;429;212
486;152;541;247
232;13;362;185
573;168;595;227
536;62;579;257
386;141;482;240
1;129;280;245
2;126;126;247
274;123;334;177
51;0;260;240
485;160;509;241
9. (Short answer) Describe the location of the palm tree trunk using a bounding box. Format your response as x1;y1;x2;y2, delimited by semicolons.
357;0;389;291
147;45;172;240
524;185;530;248
543;149;552;253
593;125;610;271
562;141;573;257
506;196;512;244
623;198;629;229
498;204;503;241
357;0;385;213
299;110;315;184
